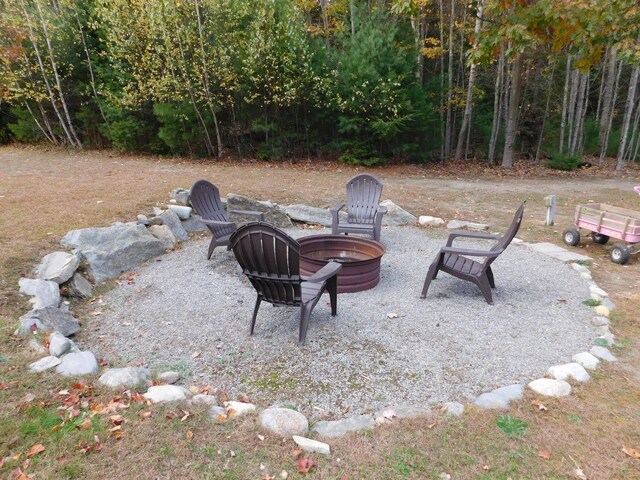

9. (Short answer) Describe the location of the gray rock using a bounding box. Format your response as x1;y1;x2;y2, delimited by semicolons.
36;251;80;284
225;401;257;417
61;223;166;283
589;285;608;298
158;371;180;384
591;316;610;327
419;215;445;226
373;404;430;422
181;215;208;232
171;188;190;205
380;200;417;226
601;298;616;311
19;278;60;309
312;414;374;438
284;204;335;227
527;378;572;397
15;307;80;337
596;332;616;346
467;222;490;231
136;214;149;226
259;407;309;436
148;225;176;249
571;263;589;273
168;205;192;220
99;367;151;389
153;207;165;216
148;216;163;226
594;305;610;317
292;436;331;455
547;363;591;382
473;392;509;409
55;351;99;376
28;338;48;355
192;394;217;406
144;385;190;403
443;402;464;417
66;273;93;299
209;405;228;421
29;355;62;372
580;271;593;281
590;346;617;362
159;210;188;241
49;331;73;357
227;194;292;228
447;220;470;230
491;384;524;402
571;352;600;370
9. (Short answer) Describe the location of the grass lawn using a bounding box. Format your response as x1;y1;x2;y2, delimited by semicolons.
1;145;640;479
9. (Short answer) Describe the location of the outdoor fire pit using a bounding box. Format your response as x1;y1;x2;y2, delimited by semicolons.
298;235;385;293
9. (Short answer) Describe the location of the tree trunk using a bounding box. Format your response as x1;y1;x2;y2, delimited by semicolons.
599;48;618;147
454;0;484;161
488;43;505;163
535;63;555;162
600;60;623;164
501;53;522;168
444;0;455;159
559;56;571;154
24;101;56;144
616;65;640;171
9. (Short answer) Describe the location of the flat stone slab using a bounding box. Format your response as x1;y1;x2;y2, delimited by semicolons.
284;204;336;227
168;205;192;220
571;352;600;370
293;436;331;455
144;385;190;403
99;367;151;389
527;243;591;262
55;351;99;376
528;378;572;397
491;384;524;402
312;414;374;438
590;346;617;362
419;215;445;226
473;392;509;409
548;363;590;382
29;355;62;372
373;405;430;422
259;407;309;437
16;307;80;337
227;194;292;228
380;200;417;226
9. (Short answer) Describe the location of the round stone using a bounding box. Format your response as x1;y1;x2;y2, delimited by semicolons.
259;407;309;437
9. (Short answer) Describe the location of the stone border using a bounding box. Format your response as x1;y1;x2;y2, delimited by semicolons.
15;189;621;444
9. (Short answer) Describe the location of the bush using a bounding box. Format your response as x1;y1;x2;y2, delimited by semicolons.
547;154;581;171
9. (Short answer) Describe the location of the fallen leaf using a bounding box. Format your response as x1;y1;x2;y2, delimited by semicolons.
427;422;437;429
192;351;201;358
439;405;448;414
139;410;152;419
26;444;44;458
574;467;588;479
622;446;640;458
482;465;491;470
296;457;316;474
292;448;303;458
186;430;193;440
180;410;190;422
531;399;548;411
538;450;551;459
238;395;252;403
386;312;398;319
109;415;125;425
257;434;265;441
229;450;236;458
76;419;92;430
279;471;288;479
91;311;102;316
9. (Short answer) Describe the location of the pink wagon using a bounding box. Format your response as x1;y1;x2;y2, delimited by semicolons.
562;186;640;264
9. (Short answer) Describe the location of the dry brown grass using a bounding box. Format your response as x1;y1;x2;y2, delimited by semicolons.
1;145;640;479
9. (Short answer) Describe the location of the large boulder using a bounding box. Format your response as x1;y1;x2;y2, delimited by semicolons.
35;252;80;284
284;204;335;227
55;351;99;376
227;194;292;228
19;278;60;309
181;215;208;232
259;407;309;436
380;200;417;226
15;307;80;337
99;367;151;390
61;223;167;283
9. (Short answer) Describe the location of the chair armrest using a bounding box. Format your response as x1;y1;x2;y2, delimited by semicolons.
228;209;265;221
200;219;236;227
377;205;388;214
330;203;346;214
446;230;500;246
303;261;342;283
440;246;501;257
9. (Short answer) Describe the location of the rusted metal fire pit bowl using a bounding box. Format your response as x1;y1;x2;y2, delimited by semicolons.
298;235;385;293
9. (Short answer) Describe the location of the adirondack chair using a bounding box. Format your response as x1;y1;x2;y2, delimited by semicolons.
189;180;265;259
230;222;342;345
331;173;387;241
420;202;526;304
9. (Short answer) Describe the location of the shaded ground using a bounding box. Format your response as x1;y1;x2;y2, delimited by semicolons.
1;145;640;479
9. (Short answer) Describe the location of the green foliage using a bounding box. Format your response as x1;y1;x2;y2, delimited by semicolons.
547;154;581;171
593;338;610;347
497;414;528;437
583;299;601;307
7;107;42;143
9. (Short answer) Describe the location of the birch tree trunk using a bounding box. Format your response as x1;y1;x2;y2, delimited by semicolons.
600;60;623;164
559;56;571;154
599;48;618;147
501;53;522;168
488;43;505;163
616;65;640;171
444;0;455;159
454;0;484;161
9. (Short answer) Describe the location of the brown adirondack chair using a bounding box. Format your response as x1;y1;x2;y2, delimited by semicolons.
331;173;387;241
189;179;265;259
230;222;342;345
420;202;526;304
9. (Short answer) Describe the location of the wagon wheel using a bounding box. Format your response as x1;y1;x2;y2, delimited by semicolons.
591;233;610;244
611;243;631;265
563;228;580;247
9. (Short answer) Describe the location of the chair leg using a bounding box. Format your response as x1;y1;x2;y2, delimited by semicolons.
250;295;262;335
421;257;441;298
207;237;218;260
486;267;495;288
299;304;312;345
476;277;494;305
327;276;338;316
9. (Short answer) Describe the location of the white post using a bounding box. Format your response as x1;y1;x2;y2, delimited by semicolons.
545;195;557;226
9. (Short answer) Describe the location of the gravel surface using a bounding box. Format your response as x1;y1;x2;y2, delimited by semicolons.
81;226;596;418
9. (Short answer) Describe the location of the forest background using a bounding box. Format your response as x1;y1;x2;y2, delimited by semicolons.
0;0;639;170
